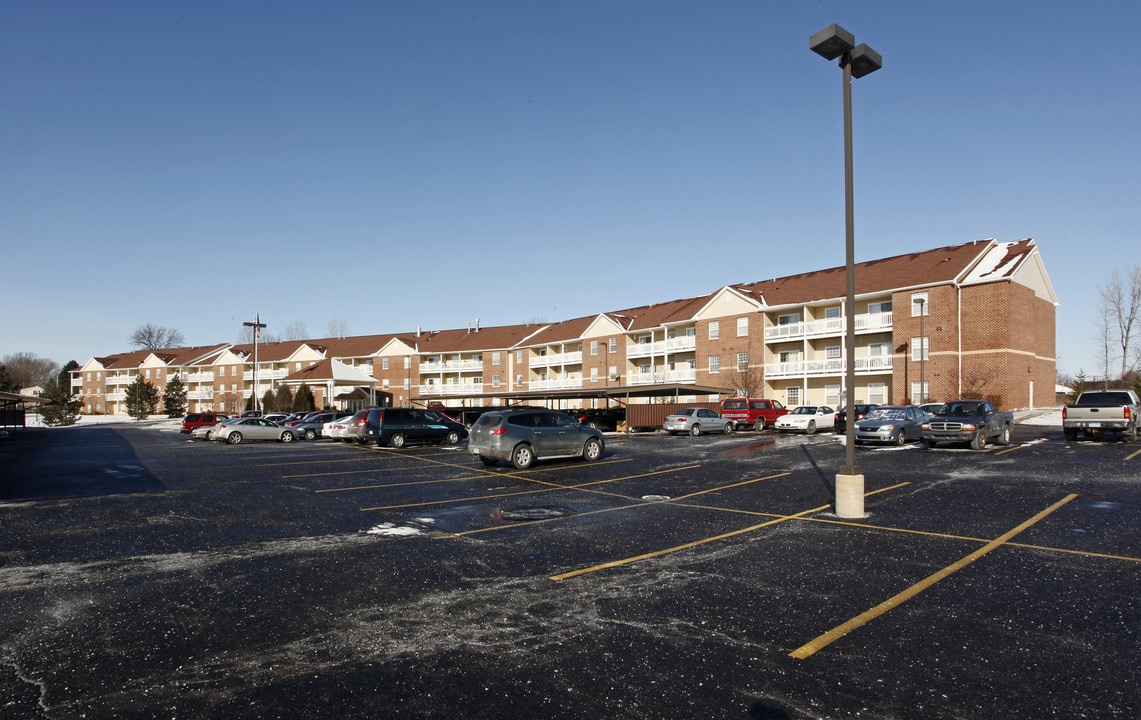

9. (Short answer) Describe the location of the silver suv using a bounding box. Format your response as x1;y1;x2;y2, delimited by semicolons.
469;408;605;470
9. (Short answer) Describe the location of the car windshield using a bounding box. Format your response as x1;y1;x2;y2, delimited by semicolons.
792;407;818;415
865;408;905;420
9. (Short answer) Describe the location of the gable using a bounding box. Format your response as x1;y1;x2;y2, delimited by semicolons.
694;288;761;321
580;315;626;340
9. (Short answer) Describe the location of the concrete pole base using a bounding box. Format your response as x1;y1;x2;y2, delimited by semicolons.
835;472;865;518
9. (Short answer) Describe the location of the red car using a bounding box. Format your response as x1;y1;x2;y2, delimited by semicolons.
180;412;229;434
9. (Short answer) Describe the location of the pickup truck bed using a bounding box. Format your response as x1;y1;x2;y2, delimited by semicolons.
1062;390;1140;441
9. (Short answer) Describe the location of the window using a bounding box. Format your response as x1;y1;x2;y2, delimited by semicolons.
516;373;523;386
403;356;411;369
708;355;720;373
825;384;841;406
609;338;617;353
825;345;841;360
590;367;598;381
825;306;841;319
492;374;501;388
708;321;719;340
786;386;801;406
381;357;390;371
737;317;749;337
911;337;929;361
473;377;483;386
516;351;524;364
403;378;410;390
778;313;800;326
869;342;891;357
492;352;501;366
145;369;150;378
911;292;929;316
868;383;886;404
590;340;598;355
382;379;390;390
868;301;892;314
779;350;800;363
737;353;749;372
609;365;617;379
910;381;929;404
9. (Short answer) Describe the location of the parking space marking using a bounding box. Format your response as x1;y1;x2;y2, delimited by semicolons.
1126;448;1141;461
438;472;793;539
788;493;1078;660
993;444;1030;456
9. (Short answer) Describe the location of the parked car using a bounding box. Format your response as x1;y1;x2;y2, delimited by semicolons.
279;411;311;426
469;407;604;470
238;410;264;418
1062;389;1140;442
719;398;788;431
854;406;927;446
362;407;469;448
919;403;945;417
662;407;734;436
921;400;1014;450
213;417;298;444
181;412;229;435
332;410;369;443
774;406;837;434
294;411;353;441
833;404;878;434
570;407;626;431
190;422;224;441
262;413;289;424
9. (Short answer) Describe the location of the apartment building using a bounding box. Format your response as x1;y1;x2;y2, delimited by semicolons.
73;239;1057;414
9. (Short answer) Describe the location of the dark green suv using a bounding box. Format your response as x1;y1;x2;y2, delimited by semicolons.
362;407;468;448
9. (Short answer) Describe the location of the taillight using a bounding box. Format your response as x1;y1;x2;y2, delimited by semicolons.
1126;406;1132;421
1062;406;1068;420
491;427;506;436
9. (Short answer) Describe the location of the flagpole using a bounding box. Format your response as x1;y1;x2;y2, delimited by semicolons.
243;313;267;413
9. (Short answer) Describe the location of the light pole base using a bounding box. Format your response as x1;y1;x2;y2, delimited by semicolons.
835;472;865;518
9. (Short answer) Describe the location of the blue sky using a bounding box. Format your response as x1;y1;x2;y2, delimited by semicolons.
2;1;1137;380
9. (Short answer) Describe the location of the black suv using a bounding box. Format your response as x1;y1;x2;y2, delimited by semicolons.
469;407;604;470
362;407;468;448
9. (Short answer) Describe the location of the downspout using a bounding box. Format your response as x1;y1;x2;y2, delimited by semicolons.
957;284;963;397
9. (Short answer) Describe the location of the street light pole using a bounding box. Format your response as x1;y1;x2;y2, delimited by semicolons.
810;24;882;518
243;313;267;413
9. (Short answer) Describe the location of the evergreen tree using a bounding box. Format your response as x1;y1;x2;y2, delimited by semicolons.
124;376;160;420
56;360;79;391
262;389;276;412
164;375;188;418
38;380;83;426
0;364;12;392
275;384;294;412
292;383;315;412
244;394;255;412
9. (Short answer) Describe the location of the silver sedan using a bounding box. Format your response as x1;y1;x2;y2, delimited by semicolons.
663;407;734;436
214;417;298;445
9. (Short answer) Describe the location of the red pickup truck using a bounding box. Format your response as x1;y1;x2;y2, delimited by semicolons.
720;398;789;431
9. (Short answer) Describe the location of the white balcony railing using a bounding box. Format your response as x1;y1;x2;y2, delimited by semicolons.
529;377;583;391
243;368;289;382
764;312;893;341
764;355;893;378
419;382;485;395
528;351;583;368
627;368;697;385
419;360;484;373
626;336;697;359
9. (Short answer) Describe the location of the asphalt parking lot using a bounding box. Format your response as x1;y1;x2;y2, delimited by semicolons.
1;419;1138;719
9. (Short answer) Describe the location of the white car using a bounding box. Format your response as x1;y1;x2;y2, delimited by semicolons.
774;405;837;435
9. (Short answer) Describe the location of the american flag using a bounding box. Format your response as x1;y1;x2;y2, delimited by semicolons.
254;313;261;339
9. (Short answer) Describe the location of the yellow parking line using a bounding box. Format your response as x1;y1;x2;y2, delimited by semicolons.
788;493;1078;660
550;503;832;581
1125;448;1141;461
993;444;1029;456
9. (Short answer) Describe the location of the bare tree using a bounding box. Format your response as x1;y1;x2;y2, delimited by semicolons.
282;320;309;341
327;319;351;339
1099;267;1141;380
237;326;278;344
130;323;185;350
0;352;59;390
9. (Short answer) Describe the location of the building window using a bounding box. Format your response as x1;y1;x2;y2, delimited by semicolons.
590;367;598;381
708;321;719;340
911;292;930;316
825;345;841;360
609;338;617;353
492;352;501;366
911;337;929;361
868;383;886;404
516;351;524;364
382;379;390;390
492;374;501;388
779;350;800;363
910;381;929;404
516;373;524;386
589;340;597;355
403;378;410;390
778;313;800;326
825;306;841;319
737;353;749;372
737;317;748;337
709;355;720;374
869;342;890;356
381;357;389;371
825;384;841;406
869;300;892;314
786;386;800;406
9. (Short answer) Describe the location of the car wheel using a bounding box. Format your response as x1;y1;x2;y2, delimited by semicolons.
227;432;242;445
922;439;936;449
582;437;602;462
806;421;816;435
304;429;316;440
204;430;213;441
281;431;294;443
444;430;461;445
511;444;534;470
1064;428;1078;442
970;430;987;450
996;424;1011;445
479;455;498;467
754;418;766;432
724;422;734;434
689;424;701;437
390;433;406;449
1126;422;1138;443
893;431;905;447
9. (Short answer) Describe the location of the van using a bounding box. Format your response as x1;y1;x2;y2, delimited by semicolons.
180;412;229;434
362;408;469;448
719;398;788;431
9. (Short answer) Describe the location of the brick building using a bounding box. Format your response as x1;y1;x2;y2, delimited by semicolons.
73;238;1057;415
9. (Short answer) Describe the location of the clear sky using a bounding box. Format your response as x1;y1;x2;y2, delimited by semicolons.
2;1;1137;380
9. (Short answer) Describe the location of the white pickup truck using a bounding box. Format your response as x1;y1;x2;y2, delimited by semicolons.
1062;389;1140;442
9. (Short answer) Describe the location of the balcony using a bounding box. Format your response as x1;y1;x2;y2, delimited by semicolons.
419;359;484;373
529;377;584;391
627;368;697;385
419;382;485;396
626;335;697;359
764;312;893;341
243;368;289;382
764;355;894;379
528;351;582;369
